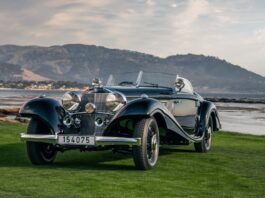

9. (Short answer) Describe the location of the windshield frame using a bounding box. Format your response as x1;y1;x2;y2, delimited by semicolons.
106;71;194;93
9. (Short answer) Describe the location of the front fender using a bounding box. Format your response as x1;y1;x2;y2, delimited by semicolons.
19;97;64;134
106;98;204;143
112;98;171;120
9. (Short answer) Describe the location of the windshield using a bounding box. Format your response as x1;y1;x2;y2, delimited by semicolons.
106;71;177;88
106;71;194;93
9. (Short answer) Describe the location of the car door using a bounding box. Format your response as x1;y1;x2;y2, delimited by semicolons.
170;99;199;135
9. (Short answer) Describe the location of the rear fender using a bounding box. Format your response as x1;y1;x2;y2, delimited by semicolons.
198;101;221;135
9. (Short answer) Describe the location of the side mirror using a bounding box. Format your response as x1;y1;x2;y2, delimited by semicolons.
175;77;185;91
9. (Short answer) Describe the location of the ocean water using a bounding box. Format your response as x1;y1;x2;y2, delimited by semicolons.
0;89;264;135
0;88;65;99
215;103;265;135
0;89;65;106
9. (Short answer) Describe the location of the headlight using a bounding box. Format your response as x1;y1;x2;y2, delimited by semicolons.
106;92;126;112
61;91;81;111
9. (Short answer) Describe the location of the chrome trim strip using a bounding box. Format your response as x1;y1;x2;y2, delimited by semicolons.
20;133;58;144
20;133;141;146
95;136;141;146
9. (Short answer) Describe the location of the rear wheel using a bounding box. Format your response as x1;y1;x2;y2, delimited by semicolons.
194;116;213;153
26;118;57;165
132;118;159;170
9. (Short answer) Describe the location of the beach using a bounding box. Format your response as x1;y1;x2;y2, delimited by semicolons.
215;102;265;135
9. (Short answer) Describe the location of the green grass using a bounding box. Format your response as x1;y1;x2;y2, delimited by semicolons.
0;122;264;198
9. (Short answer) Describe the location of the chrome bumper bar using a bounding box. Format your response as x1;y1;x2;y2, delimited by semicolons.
20;133;141;146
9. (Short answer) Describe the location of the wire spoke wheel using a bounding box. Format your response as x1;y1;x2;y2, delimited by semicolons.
204;126;212;151
146;126;159;166
133;118;160;170
26;118;57;165
40;143;56;161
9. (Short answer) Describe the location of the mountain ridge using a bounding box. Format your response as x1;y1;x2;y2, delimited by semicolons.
0;44;264;93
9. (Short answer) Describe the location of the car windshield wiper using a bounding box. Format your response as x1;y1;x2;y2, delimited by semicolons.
144;81;158;87
118;81;135;86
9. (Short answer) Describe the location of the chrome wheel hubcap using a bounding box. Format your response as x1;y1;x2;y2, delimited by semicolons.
205;126;212;150
151;135;157;151
147;126;159;166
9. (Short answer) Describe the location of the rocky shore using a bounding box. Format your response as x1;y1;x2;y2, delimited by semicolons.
0;106;20;115
205;97;265;104
0;106;28;123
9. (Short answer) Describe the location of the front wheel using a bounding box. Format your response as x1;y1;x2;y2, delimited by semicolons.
132;118;160;170
26;119;57;165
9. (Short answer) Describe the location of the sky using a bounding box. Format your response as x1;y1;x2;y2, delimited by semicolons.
0;0;265;76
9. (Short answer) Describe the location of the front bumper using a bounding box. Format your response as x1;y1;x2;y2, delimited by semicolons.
20;133;141;146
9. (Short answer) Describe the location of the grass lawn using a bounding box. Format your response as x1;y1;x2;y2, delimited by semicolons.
0;121;264;198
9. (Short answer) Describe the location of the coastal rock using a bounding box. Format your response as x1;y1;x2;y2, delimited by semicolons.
205;97;265;104
0;106;20;115
0;117;19;123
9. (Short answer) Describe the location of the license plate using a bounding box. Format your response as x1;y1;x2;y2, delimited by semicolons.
58;135;95;145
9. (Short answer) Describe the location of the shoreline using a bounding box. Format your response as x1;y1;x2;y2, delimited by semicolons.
0;101;264;135
0;96;264;116
0;87;73;91
205;97;265;104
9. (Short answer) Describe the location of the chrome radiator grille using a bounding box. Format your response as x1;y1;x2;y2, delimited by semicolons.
93;93;112;135
94;93;109;113
64;92;114;136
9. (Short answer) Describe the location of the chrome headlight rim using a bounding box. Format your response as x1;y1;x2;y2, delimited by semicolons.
61;91;81;111
106;92;126;112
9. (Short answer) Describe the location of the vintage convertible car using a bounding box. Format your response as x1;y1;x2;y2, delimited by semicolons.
20;71;221;170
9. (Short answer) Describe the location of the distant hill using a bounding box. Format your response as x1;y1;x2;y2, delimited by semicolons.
0;44;264;93
0;62;22;81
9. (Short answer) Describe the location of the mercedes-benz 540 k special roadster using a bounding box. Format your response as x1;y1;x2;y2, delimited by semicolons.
20;71;221;170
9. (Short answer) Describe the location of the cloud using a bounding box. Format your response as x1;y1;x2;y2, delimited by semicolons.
146;0;156;6
0;0;264;76
171;3;178;8
254;28;265;42
179;0;209;24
